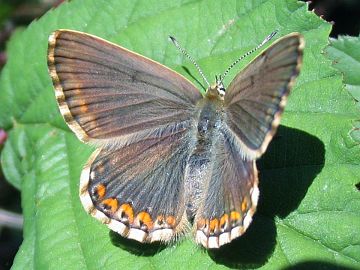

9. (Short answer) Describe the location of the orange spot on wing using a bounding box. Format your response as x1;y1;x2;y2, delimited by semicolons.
155;215;165;226
230;211;240;222
166;216;176;227
120;203;134;223
101;198;119;213
197;218;206;229
136;211;153;230
241;200;248;212
220;214;229;228
209;219;219;233
80;105;88;113
95;184;106;200
98;164;105;173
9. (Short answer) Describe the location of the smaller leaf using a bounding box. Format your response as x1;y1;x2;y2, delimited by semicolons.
326;35;360;108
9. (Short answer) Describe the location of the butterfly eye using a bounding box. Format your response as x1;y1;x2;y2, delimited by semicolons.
217;84;225;97
215;75;226;97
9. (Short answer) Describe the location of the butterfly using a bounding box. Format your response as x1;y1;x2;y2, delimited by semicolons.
47;29;304;249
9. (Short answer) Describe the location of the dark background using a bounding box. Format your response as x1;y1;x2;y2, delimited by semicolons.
0;0;359;269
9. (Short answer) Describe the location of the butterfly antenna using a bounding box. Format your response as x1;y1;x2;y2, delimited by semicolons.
169;36;210;88
220;30;278;84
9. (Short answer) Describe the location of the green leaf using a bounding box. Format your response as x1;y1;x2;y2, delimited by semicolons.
0;0;359;269
326;35;360;104
325;35;360;143
326;36;360;148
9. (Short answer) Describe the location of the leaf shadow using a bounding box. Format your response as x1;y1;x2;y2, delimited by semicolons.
109;231;167;256
208;126;325;269
281;260;357;270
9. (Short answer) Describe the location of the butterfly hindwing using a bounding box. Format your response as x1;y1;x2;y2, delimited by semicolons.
194;129;259;249
48;30;202;145
79;122;194;243
223;33;304;159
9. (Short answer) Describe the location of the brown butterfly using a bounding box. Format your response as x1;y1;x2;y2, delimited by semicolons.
47;29;304;249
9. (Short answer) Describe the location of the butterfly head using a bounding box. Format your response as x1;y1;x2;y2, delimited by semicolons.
206;75;226;100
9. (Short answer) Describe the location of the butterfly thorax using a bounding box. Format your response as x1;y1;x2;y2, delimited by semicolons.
184;96;224;219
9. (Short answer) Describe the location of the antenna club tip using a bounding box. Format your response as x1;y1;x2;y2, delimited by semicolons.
169;36;176;43
261;30;278;45
269;30;279;38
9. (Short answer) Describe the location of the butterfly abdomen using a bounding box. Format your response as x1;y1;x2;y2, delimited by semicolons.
184;98;224;219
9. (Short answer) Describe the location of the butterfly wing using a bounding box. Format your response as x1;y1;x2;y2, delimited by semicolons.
194;130;259;249
194;33;304;248
48;30;202;145
80;122;193;243
48;30;202;242
223;33;304;159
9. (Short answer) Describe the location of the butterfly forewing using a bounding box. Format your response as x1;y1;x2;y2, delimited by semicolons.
79;122;193;243
48;30;202;144
224;33;304;159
